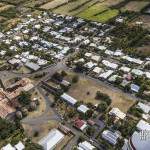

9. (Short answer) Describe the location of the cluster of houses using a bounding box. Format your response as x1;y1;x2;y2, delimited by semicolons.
73;48;150;95
0;12;94;71
1;141;25;150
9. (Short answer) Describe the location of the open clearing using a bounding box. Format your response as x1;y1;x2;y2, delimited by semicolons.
66;72;135;112
22;120;58;142
40;0;68;10
53;0;99;16
28;88;47;118
121;1;150;12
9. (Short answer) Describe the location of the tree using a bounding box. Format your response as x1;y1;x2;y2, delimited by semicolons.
0;118;17;140
86;126;95;137
72;75;79;83
85;109;93;119
97;102;108;112
52;72;63;81
61;70;67;77
18;91;31;106
25;141;43;150
95;91;111;105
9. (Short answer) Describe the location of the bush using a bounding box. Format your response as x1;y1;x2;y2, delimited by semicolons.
95;91;111;105
97;102;108;112
18;91;31;106
72;75;79;83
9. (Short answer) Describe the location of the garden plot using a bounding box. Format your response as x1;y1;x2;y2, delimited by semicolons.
23;0;53;8
0;4;17;19
0;0;26;5
40;0;68;10
77;2;107;20
121;1;150;12
102;0;124;7
91;9;119;23
53;0;98;16
77;1;119;23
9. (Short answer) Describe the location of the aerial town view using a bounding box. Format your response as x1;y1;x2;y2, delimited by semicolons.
0;0;150;150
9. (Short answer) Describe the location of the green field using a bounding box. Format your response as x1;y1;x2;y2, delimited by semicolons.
77;3;107;19
77;2;119;23
91;9;119;23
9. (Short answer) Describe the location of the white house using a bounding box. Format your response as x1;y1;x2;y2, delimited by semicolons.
102;60;118;69
39;129;64;150
109;108;126;120
1;144;15;150
130;84;140;93
92;67;103;74
137;102;150;114
77;105;89;114
99;70;114;79
136;120;150;131
102;130;120;145
60;93;77;105
78;141;96;150
120;66;131;73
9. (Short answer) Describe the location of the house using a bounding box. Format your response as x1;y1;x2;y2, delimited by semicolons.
108;75;121;82
39;129;64;150
98;45;106;51
122;56;144;65
131;69;144;76
15;141;25;150
137;102;150;114
99;70;114;79
109;108;126;120
25;61;40;71
84;62;97;70
102;60;118;69
74;119;87;131
78;141;96;150
136;120;150;131
145;72;150;79
60;93;77;106
130;84;140;93
85;53;92;58
91;55;100;62
1;144;15;150
77;105;89;114
60;80;71;87
120;66;131;73
105;50;114;56
102;130;120;145
114;50;123;56
1;141;25;150
8;58;21;65
121;79;130;87
92;67;103;74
